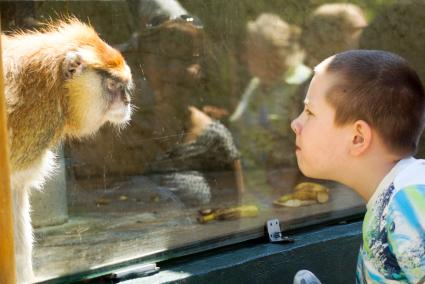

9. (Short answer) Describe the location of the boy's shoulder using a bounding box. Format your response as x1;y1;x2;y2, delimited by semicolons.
393;157;425;191
358;158;425;284
368;157;425;209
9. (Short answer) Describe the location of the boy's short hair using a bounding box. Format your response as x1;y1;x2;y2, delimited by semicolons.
325;50;425;156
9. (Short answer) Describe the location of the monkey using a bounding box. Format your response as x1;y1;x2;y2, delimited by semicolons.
2;18;133;283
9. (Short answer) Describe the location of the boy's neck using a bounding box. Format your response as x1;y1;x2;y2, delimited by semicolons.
352;161;396;202
342;154;400;202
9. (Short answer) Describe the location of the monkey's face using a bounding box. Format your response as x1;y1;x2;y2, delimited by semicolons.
100;70;133;125
63;50;133;136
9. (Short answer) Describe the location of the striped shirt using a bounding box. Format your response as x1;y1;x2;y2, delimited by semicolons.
356;157;425;283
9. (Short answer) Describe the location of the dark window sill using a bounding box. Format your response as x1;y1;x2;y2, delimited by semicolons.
122;221;362;284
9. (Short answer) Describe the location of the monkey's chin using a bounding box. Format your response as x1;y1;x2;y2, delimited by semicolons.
105;104;132;125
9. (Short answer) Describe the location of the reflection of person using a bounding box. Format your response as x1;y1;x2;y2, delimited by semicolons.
229;13;310;192
136;7;241;205
301;3;367;69
293;3;368;118
230;13;311;174
291;50;425;283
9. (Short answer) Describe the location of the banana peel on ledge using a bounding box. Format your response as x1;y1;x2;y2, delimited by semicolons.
197;204;259;224
273;182;330;208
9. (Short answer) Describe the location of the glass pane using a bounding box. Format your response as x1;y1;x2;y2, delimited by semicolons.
4;0;423;282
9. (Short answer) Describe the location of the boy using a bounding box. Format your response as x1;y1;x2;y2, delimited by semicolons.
291;50;425;283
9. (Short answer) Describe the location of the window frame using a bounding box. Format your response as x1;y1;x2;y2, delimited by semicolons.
0;23;18;284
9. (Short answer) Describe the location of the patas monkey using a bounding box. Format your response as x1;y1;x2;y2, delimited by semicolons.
2;18;133;283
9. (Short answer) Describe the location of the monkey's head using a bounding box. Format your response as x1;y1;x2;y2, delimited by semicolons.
54;19;134;137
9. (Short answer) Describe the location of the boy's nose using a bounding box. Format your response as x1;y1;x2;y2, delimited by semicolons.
291;117;301;135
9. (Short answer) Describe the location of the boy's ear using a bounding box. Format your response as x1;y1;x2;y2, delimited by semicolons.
350;120;372;156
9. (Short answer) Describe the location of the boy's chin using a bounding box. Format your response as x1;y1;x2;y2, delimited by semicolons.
299;168;312;178
300;167;333;182
298;164;320;180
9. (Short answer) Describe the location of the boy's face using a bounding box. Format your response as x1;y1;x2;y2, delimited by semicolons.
291;57;352;180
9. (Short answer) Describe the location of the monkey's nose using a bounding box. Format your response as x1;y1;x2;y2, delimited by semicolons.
121;91;131;105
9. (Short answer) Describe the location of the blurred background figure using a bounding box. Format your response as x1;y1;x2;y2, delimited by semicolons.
229;13;311;191
136;7;206;151
130;0;241;205
301;3;367;69
291;3;368;123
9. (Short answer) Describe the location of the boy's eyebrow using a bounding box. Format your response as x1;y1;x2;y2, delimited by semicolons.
304;97;312;107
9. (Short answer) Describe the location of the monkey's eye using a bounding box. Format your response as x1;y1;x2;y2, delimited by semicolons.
117;82;125;91
106;78;117;91
105;77;126;92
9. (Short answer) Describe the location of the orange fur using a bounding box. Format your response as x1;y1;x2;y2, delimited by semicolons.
3;18;132;171
3;18;133;283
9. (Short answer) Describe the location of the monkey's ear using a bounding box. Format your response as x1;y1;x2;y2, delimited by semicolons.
63;51;84;79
